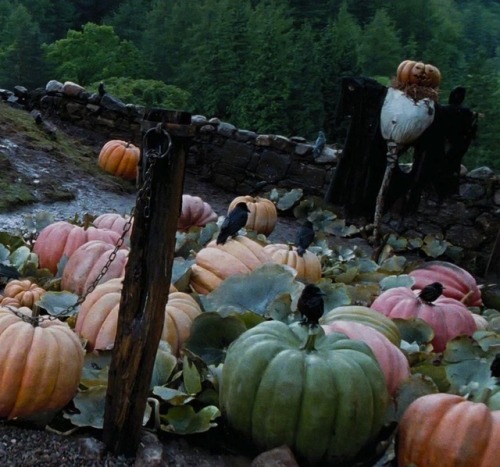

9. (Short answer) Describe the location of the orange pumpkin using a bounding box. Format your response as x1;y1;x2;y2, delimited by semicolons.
97;140;140;181
398;393;500;466
75;279;196;355
322;320;410;395
0;306;84;419
190;236;272;294
3;279;45;308
33;221;122;274
60;240;129;296
396;60;441;88
178;194;218;232
228;196;277;236
264;243;321;284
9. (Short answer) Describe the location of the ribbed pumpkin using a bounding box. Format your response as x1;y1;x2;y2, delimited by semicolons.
3;279;45;308
322;321;410;395
75;278;196;355
228;196;277;236
264;243;321;284
220;321;390;465
0;306;85;419
190;236;272;294
409;260;482;306
371;286;477;352
93;213;133;240
321;305;401;346
398;393;500;466
60;240;129;296
97;140;140;181
178;194;218;232
396;60;441;88
33;221;122;274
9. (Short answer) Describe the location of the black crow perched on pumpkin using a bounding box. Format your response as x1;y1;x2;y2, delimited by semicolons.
216;202;250;245
418;282;444;304
298;284;325;326
295;221;315;257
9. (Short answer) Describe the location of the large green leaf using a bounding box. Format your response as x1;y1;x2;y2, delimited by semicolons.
200;263;301;318
183;312;249;365
380;274;415;291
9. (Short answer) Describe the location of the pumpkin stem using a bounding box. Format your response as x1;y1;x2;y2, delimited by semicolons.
477;387;492;405
301;325;320;352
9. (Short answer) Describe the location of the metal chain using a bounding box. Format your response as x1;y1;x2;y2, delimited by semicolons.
36;126;173;322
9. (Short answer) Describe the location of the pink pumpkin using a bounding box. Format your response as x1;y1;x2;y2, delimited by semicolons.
178;194;218;232
33;221;122;274
409;261;482;306
322;321;410;395
60;240;129;296
93;213;133;239
371;286;477;352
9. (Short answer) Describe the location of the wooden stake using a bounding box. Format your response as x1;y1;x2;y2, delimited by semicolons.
103;109;191;456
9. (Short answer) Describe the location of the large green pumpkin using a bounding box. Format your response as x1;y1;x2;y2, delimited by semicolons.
220;321;390;465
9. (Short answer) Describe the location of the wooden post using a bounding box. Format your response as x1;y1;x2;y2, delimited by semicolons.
103;109;192;456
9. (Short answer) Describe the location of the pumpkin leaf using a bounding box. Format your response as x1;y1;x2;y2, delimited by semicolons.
379;255;407;273
153;387;194;406
386;234;408;251
66;386;151;429
391;374;439;421
151;341;177;388
380;274;415;291
346;283;379;307
393;318;434;349
443;336;500;397
183;355;202;395
410;354;451;392
171;257;194;292
276;188;303;211
160;405;220;435
183;312;248;365
9;245;38;271
37;291;80;317
320;281;352;310
324;219;360;237
200;263;300;317
65;386;108;429
421;234;449;258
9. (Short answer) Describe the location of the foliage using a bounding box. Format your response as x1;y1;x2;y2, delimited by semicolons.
90;77;191;110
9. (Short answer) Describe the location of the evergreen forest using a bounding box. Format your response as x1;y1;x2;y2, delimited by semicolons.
0;0;499;169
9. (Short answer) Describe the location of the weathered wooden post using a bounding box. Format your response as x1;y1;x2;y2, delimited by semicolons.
103;109;192;456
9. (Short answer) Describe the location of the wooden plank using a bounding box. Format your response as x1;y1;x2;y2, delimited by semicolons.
102;109;191;456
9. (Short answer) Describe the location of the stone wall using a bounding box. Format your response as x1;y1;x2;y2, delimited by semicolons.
4;80;500;276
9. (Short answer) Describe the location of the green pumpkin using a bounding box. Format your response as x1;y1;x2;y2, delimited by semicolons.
321;305;401;346
220;321;390;465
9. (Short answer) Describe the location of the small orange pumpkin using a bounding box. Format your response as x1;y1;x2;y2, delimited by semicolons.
228;196;277;236
264;243;321;284
3;279;45;308
398;393;500;466
396;60;441;88
190;236;272;294
97;140;140;181
0;306;85;419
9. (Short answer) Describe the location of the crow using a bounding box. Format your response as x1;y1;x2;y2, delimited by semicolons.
312;130;326;159
418;282;444;304
216;202;250;245
490;354;500;378
295;221;315;257
298;284;325;326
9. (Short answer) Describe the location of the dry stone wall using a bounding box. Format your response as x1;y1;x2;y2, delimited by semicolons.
4;80;499;276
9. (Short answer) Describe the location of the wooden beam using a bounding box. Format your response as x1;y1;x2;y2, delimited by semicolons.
103;109;191;456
